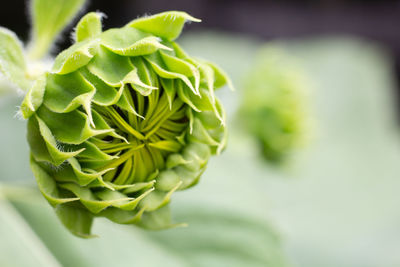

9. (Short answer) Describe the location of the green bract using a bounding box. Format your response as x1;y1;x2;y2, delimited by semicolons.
21;11;231;237
239;45;311;164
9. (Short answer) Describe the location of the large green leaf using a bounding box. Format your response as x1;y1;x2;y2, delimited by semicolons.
0;189;60;267
28;0;86;59
146;207;288;267
1;187;288;267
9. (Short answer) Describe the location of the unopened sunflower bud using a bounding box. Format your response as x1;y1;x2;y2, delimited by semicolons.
239;45;311;164
21;11;231;237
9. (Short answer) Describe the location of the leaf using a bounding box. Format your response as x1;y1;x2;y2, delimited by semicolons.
0;192;61;267
20;74;46;119
160;78;176;109
123;69;158;95
55;203;95;238
64;140;115;161
137;205;184;230
127;11;201;41
28;0;86;59
43;72;95;114
51;38;99;74
160;50;200;90
130;56;159;87
175;80;200;112
28;115;84;166
0;27;30;91
201;60;234;90
147;207;289;267
56;158;111;188
29;156;79;206
86;46;134;86
145;54;198;96
5;190;96;266
36;105;110;144
75;12;102;42
101;27;172;56
155;170;181;191
165;154;192;169
6;190;288;267
139;182;182;212
80;68;123;106
58;183;128;214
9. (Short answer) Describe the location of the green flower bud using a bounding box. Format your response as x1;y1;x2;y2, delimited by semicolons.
20;11;231;237
239;45;311;164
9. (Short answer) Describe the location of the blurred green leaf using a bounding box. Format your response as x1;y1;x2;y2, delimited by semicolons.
4;188;287;267
147;207;288;267
0;27;30;91
0;190;60;267
28;0;86;60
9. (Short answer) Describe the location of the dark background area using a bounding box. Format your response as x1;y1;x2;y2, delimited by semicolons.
1;0;400;114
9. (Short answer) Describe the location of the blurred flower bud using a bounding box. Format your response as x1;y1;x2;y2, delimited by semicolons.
239;45;312;164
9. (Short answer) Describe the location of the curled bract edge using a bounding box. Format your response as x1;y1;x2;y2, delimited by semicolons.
21;11;232;237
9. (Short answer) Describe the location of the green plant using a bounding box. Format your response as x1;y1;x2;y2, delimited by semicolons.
0;1;231;237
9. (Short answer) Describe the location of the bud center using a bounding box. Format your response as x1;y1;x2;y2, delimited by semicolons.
93;85;188;185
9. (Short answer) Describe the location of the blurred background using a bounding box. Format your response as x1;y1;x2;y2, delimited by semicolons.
1;1;400;267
